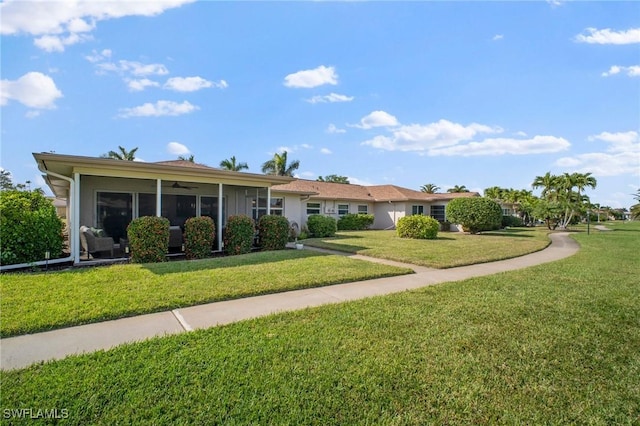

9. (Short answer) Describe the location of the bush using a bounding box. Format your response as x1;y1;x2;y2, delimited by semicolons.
184;216;215;260
446;197;502;234
396;215;440;239
307;215;337;238
127;216;170;263
224;215;255;255
502;215;524;228
0;190;64;265
337;214;375;231
258;215;290;251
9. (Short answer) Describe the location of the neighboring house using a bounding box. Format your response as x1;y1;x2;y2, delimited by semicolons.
33;152;478;264
271;179;479;230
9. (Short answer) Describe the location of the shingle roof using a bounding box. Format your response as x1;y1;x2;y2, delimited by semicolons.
154;160;219;170
272;179;480;202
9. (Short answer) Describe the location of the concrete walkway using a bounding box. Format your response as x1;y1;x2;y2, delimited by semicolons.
1;232;580;371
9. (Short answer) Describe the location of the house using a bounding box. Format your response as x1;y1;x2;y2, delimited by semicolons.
271;179;479;231
33;152;478;265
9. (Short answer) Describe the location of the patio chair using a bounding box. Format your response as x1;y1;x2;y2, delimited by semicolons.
80;226;114;259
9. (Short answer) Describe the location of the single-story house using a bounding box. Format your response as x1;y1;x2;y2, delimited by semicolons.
33;152;478;265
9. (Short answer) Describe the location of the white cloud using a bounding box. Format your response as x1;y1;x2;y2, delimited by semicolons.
575;27;640;45
428;135;571;157
602;65;640;77
353;110;399;129
492;34;504;41
284;65;338;88
167;142;190;155
306;93;354;104
1;0;195;51
1;72;62;109
320;148;332;155
118;100;198;118
85;49;112;63
127;78;160;92
554;131;640;177
326;123;346;134
164;76;227;92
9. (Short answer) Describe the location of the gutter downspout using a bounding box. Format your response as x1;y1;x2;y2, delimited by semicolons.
0;166;76;271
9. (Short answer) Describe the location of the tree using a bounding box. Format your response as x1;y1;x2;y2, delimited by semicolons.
101;146;138;161
420;183;440;193
447;185;469;193
483;186;503;200
178;155;195;162
261;151;300;176
531;172;596;229
219;156;249;172
630;189;640;220
445;197;502;234
317;175;350;184
1;169;15;191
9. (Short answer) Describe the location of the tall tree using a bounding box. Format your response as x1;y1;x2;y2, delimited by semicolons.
101;146;138;161
261;151;300;177
317;175;350;184
532;172;596;229
420;183;440;193
0;169;14;191
219;156;249;171
483;186;503;200
631;189;640;220
447;185;469;193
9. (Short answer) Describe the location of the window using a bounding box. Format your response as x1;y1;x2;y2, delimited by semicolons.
96;192;132;242
412;205;424;215
430;205;445;222
357;205;368;214
201;196;226;228
162;194;196;228
338;204;349;216
307;202;321;215
502;208;513;216
138;193;156;218
270;197;284;216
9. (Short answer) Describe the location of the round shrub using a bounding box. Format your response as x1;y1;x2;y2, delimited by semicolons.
337;213;375;231
307;215;337;238
184;216;215;260
224;215;255;255
127;216;170;263
396;215;440;239
0;190;64;265
258;215;290;251
446;197;502;234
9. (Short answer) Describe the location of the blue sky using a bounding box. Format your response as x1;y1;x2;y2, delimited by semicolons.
2;0;639;208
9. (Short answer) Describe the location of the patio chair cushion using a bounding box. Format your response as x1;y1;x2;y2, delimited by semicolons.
80;226;114;259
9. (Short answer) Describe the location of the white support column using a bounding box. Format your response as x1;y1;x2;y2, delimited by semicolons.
73;172;81;264
218;183;223;250
156;179;162;217
266;187;271;216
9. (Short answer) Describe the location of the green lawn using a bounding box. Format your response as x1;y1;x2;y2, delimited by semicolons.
0;250;412;337
303;227;551;268
2;222;638;424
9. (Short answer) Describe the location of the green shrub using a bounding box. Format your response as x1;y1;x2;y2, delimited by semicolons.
258;215;290;251
184;216;215;260
127;216;170;263
337;213;375;230
224;215;255;255
396;215;440;239
0;190;64;265
446;197;503;234
502;215;524;228
307;215;337;237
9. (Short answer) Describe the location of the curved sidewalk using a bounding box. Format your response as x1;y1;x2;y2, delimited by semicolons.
1;232;579;371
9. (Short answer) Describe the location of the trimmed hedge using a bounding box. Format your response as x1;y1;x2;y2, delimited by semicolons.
184;216;215;260
0;190;64;265
446;197;502;234
258;215;290;251
502;215;524;228
337;214;374;231
307;215;337;238
127;216;170;263
224;215;255;255
396;215;440;239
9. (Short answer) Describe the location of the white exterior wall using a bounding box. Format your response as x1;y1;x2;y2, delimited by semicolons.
373;202;405;229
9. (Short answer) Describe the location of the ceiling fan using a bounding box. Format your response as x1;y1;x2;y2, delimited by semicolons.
168;181;198;190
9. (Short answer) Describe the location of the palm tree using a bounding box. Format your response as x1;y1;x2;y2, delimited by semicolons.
102;146;138;161
447;185;469;193
178;155;195;162
219;156;249;172
532;172;558;200
483;186;503;200
630;189;640;220
318;175;350;184
420;183;440;193
261;151;300;177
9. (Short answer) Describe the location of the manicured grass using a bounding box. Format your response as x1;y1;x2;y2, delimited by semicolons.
304;227;551;268
0;250;412;337
2;223;638;424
